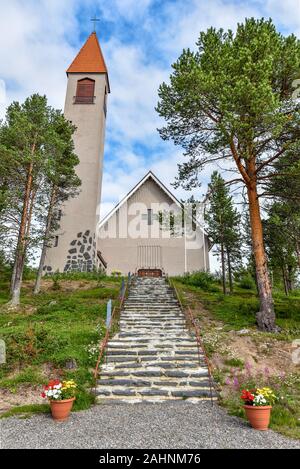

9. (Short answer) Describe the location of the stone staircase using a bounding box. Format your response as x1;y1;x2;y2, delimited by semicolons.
95;277;218;403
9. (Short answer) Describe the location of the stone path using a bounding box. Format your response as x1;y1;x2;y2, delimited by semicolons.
1;401;299;449
95;277;217;402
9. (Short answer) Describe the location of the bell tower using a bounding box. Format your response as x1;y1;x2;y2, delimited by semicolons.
44;32;110;273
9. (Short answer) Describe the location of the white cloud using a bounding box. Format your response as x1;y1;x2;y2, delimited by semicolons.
1;0;299;218
0;79;6;105
0;0;79;119
264;0;300;35
104;38;167;144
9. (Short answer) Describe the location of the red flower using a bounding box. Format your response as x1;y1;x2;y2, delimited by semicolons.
41;392;46;398
241;389;255;402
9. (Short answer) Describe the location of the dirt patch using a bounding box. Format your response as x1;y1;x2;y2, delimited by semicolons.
0;386;44;414
212;331;298;377
182;288;299;380
0;363;66;415
22;279;100;293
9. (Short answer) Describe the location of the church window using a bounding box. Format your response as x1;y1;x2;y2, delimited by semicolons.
147;209;153;226
74;78;95;104
170;211;175;236
54;236;59;247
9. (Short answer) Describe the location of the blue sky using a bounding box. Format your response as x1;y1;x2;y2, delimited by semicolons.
0;0;300;221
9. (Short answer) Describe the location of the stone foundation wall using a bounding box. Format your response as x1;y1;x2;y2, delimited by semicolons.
43;229;97;274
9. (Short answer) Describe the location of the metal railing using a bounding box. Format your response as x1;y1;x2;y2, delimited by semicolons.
93;273;134;382
168;278;215;406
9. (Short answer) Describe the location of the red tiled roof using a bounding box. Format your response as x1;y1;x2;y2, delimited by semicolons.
67;32;108;75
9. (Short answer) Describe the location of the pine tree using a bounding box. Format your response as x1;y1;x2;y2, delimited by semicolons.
264;203;299;293
33;111;80;294
157;18;300;331
0;95;80;305
204;172;241;294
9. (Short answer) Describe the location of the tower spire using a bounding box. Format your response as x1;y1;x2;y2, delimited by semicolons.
66;31;110;92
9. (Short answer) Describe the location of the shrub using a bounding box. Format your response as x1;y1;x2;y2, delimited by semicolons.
239;274;256;290
175;271;217;291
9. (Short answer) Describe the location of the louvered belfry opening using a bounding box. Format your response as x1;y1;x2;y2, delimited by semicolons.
74;78;95;104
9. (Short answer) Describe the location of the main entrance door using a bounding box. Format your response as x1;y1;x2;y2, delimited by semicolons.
138;268;162;277
137;245;163;277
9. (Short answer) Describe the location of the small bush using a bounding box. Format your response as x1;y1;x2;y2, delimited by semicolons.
239;274;256;290
224;358;244;368
174;271;217;291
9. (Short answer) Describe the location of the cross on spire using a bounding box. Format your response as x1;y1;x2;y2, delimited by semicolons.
90;15;100;32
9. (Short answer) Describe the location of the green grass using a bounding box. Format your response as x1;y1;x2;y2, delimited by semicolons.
173;277;300;440
224;358;244;368
221;375;300;440
0;274;122;416
0;404;50;419
173;280;300;333
0;366;45;391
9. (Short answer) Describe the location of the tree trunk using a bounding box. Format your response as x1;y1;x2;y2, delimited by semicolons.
10;258;17;295
295;241;300;269
220;242;226;295
10;162;34;306
247;182;276;331
282;266;289;296
287;264;293;292
34;186;56;294
227;249;233;293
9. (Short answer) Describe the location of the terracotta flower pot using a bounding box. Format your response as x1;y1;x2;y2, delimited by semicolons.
50;397;75;421
244;405;272;430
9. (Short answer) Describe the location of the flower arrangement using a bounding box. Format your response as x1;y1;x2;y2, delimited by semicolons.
41;379;77;421
240;386;277;430
241;387;277;406
41;379;77;401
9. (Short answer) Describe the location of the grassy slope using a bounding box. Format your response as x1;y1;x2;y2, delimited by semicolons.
0;274;121;417
173;279;300;440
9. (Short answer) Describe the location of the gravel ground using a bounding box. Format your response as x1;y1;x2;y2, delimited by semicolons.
1;401;299;449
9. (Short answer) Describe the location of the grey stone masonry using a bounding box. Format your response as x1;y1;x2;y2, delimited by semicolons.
95;277;218;403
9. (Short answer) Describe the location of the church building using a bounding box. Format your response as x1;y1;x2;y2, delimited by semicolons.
44;32;210;277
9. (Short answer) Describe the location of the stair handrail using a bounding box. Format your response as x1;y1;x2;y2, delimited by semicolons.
168;278;215;406
93;274;133;381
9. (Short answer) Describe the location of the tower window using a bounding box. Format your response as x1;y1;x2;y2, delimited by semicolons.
74;78;95;104
54;236;59;247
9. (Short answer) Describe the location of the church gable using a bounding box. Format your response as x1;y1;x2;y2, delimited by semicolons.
127;176;175;207
98;171;182;231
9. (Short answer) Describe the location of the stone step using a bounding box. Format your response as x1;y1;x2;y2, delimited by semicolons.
99;368;209;378
97;378;212;387
107;340;198;347
119;330;191;339
106;349;198;356
105;355;203;363
110;336;195;343
95;396;218;404
122;320;184;324
95;387;216;399
104;360;206;369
